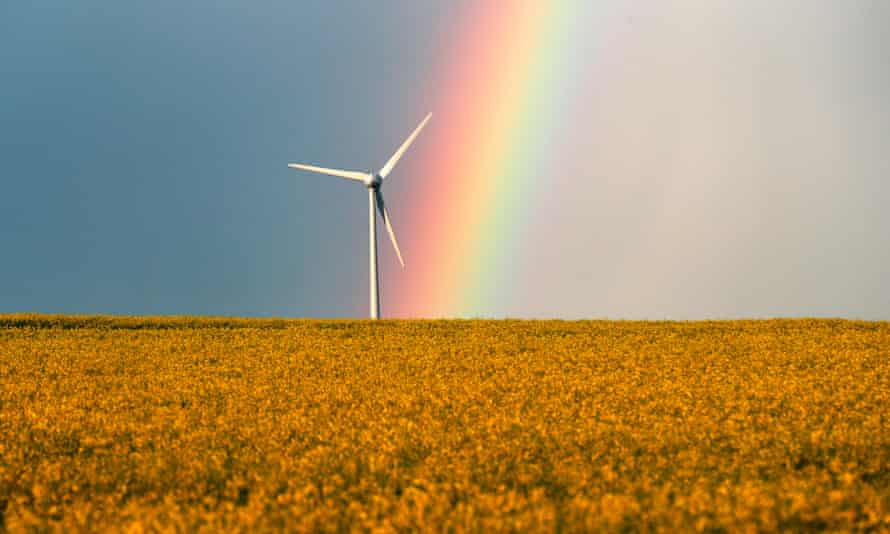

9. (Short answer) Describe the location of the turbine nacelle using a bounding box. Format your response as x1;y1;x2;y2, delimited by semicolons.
365;173;383;189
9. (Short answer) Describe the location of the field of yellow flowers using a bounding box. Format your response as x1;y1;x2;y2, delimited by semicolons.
1;315;888;532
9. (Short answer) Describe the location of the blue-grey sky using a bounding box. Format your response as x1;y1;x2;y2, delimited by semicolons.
1;2;888;319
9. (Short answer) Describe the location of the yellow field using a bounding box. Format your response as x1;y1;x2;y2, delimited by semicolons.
1;315;888;532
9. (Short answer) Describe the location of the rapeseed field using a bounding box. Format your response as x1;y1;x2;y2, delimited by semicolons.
1;315;888;532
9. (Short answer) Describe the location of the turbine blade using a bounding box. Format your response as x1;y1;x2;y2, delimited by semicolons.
375;190;405;268
378;112;432;179
287;163;367;182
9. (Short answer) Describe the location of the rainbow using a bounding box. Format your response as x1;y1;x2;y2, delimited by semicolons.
386;1;594;318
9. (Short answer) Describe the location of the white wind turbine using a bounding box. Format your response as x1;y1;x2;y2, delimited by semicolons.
288;113;431;319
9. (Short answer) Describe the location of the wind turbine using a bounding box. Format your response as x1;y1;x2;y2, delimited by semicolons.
288;113;431;319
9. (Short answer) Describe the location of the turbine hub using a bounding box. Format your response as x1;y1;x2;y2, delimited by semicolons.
367;173;383;189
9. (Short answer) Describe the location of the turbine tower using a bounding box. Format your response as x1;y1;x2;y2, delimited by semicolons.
288;113;431;319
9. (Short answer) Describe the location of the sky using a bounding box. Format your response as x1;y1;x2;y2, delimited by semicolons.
1;1;888;320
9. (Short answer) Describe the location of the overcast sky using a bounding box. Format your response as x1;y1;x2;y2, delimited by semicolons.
1;2;888;319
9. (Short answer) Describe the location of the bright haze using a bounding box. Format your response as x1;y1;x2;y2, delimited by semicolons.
2;2;888;319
